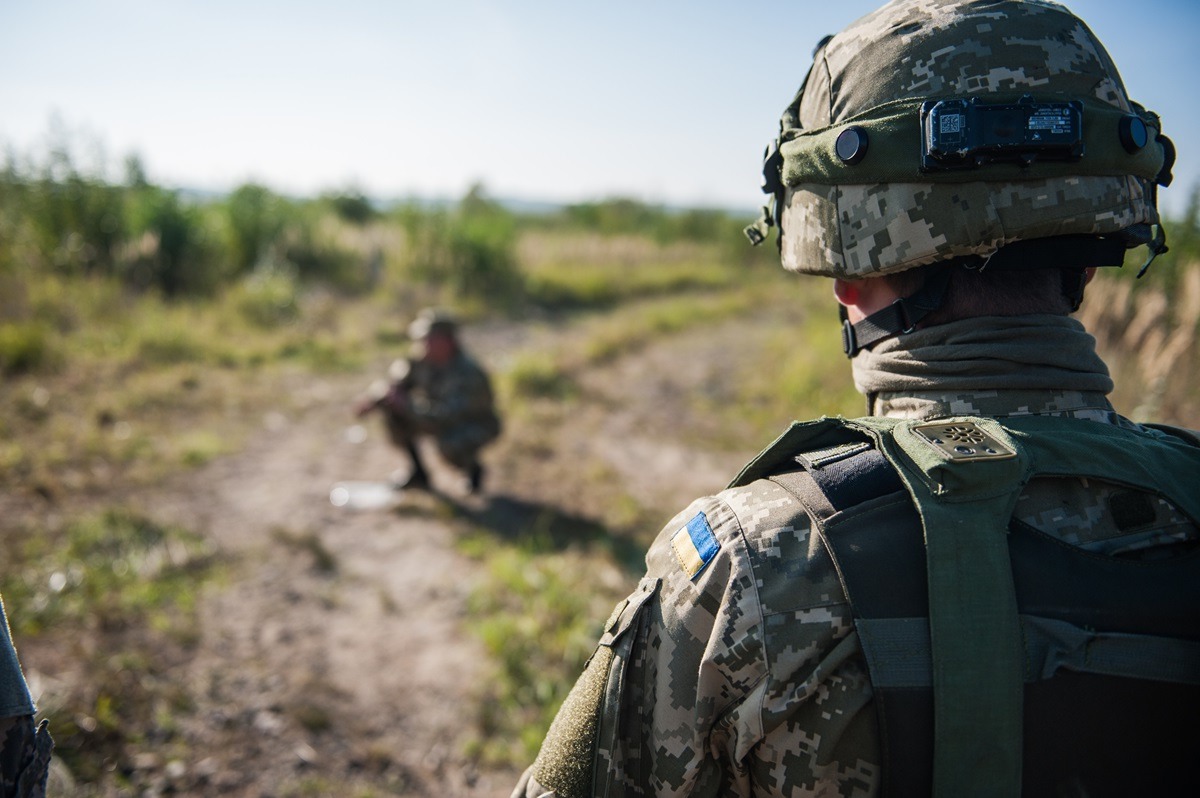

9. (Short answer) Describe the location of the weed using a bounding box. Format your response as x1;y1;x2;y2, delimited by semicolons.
0;321;54;375
233;264;301;328
4;508;217;781
519;233;739;309
461;539;626;766
177;431;231;467
135;325;208;365
503;352;578;400
1079;263;1200;423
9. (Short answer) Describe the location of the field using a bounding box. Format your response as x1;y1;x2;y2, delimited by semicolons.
2;158;1198;796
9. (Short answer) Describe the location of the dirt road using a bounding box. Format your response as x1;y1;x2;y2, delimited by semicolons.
111;312;782;797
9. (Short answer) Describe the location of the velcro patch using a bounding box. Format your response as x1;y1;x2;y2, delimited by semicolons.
671;512;720;580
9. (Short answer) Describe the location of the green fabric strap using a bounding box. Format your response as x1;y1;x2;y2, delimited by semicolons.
855;415;1027;798
733;413;1200;796
856;615;1200;689
849;413;1200;798
778;96;1165;186
998;415;1200;519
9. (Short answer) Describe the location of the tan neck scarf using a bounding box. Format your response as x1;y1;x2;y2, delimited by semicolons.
851;315;1114;398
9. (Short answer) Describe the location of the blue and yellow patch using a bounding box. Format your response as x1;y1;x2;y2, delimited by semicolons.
670;511;720;580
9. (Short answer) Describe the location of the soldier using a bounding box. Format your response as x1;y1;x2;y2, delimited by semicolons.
356;308;500;493
0;600;52;797
514;1;1198;796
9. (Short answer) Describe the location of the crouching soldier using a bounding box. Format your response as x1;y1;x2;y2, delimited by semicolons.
356;308;500;494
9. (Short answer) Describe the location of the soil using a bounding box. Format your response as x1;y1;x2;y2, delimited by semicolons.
28;309;799;797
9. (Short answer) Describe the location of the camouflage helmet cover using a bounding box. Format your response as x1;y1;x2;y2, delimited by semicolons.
761;0;1170;278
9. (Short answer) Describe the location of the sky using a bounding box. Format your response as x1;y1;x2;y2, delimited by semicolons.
2;0;1197;216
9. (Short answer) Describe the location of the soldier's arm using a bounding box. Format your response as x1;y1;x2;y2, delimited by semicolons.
354;378;391;417
354;358;414;417
513;494;765;798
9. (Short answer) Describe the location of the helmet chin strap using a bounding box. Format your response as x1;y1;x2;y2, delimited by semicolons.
841;265;953;358
840;234;1130;358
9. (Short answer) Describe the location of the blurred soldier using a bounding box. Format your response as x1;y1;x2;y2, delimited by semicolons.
356;308;500;493
514;1;1198;796
0;600;52;797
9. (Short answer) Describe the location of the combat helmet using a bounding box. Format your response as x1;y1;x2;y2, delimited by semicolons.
746;0;1175;351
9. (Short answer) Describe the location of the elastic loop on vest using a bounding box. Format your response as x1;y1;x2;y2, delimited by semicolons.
855;615;1200;689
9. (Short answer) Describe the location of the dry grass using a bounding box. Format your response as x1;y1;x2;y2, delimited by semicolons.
1078;262;1200;426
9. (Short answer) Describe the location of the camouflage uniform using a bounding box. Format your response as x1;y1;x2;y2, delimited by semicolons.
366;351;500;473
513;317;1199;798
516;0;1191;794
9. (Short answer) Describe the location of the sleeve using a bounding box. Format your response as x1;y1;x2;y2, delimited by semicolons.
513;494;766;798
358;358;412;412
0;598;34;719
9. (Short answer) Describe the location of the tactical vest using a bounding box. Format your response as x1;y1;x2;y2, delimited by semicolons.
730;414;1200;798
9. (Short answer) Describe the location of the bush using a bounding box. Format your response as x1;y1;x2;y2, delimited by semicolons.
278;222;368;294
0;321;54;375
321;189;377;225
122;186;222;297
232;263;301;328
221;183;293;275
404;186;524;304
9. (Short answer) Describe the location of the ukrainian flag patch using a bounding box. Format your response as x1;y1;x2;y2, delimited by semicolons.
671;511;720;580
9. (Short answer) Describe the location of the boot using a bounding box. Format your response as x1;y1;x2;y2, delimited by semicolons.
393;442;431;491
395;468;430;491
467;462;485;494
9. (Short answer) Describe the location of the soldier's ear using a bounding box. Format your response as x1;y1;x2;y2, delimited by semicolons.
1084;267;1098;286
833;278;860;307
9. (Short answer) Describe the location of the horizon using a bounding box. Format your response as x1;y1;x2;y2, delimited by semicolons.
3;0;1198;217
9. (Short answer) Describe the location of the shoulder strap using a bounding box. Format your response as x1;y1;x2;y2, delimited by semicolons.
856;416;1026;798
770;441;936;797
1142;421;1200;448
766;414;1200;798
856;414;1200;798
728;417;869;489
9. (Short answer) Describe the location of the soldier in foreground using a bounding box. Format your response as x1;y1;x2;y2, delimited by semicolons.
356;308;500;493
513;1;1199;795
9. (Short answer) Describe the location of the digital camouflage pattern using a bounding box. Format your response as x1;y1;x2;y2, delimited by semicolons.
512;317;1200;798
0;717;52;798
767;0;1165;277
363;351;500;471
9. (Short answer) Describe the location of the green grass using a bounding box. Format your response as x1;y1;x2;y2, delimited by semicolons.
726;302;865;440
4;507;219;783
523;254;738;309
503;351;580;400
7;507;215;640
0;321;55;375
460;534;628;766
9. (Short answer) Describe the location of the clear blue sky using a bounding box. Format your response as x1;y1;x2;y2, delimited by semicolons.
2;0;1196;215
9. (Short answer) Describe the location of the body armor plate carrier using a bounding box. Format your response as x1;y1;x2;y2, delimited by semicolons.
730;415;1200;798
